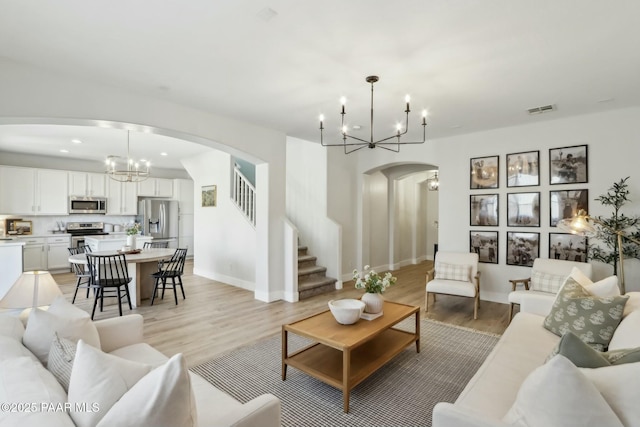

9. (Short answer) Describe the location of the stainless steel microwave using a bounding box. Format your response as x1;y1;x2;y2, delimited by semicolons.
69;196;107;214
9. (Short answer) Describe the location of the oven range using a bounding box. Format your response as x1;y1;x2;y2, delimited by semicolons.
66;222;109;249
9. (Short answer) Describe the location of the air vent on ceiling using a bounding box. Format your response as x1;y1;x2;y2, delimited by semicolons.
527;104;556;115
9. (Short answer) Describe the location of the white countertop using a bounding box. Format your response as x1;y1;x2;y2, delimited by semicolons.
8;233;71;238
0;240;25;246
85;235;152;241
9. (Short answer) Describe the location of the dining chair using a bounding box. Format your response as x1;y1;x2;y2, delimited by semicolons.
143;241;169;249
68;246;95;303
86;253;133;319
151;248;188;305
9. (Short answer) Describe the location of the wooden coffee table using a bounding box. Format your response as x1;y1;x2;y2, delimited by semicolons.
281;300;420;413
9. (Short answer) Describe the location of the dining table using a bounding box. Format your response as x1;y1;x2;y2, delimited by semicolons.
68;248;175;308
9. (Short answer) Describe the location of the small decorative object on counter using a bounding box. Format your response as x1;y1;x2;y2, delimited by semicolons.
353;265;397;314
328;299;365;325
126;223;141;248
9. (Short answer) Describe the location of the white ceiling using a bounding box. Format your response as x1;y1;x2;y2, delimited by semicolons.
1;1;639;166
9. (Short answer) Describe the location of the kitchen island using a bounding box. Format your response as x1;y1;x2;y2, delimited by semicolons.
85;234;153;252
0;240;25;299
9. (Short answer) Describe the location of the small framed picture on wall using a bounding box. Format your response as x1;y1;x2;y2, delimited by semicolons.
549;145;588;184
549;233;588;263
506;150;539;187
470;194;499;226
549;189;589;227
470;155;499;189
506;232;540;267
470;231;499;264
507;192;540;227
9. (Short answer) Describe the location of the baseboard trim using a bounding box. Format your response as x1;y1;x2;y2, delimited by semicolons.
193;267;254;292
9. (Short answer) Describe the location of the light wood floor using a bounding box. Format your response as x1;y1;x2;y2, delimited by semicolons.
52;260;510;367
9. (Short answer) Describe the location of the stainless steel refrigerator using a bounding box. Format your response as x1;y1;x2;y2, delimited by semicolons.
137;199;179;248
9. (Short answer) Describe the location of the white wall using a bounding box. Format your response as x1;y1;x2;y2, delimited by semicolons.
182;152;256;289
0;58;286;301
338;107;640;303
364;171;390;270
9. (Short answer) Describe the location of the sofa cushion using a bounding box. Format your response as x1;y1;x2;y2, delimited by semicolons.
580;362;640;427
435;262;471;282
609;309;640;350
427;279;476;297
0;356;75;427
68;340;152;427
96;353;197;427
502;355;623;427
548;331;640;368
0;314;25;341
543;277;628;351
22;297;100;365
47;333;77;392
529;270;566;294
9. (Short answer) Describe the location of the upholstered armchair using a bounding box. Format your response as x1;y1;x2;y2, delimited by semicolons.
508;258;593;322
425;252;481;320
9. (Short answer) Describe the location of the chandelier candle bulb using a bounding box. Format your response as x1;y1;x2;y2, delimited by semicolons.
405;94;410;112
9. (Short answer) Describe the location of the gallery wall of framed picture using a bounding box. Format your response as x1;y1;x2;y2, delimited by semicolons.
467;144;589;266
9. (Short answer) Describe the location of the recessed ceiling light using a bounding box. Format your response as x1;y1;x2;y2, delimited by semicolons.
71;139;82;144
352;125;363;130
140;158;147;162
60;149;69;153
160;152;168;156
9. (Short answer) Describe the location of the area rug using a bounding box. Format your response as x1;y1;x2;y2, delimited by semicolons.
191;319;500;427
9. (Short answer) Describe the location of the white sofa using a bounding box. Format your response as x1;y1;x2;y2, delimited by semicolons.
432;291;640;427
0;311;281;427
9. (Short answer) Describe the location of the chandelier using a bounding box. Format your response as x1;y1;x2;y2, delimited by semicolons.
105;131;151;183
319;75;427;154
427;171;439;191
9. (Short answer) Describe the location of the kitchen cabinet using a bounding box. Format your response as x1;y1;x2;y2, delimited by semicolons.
17;235;71;272
0;166;68;215
20;237;47;271
69;172;107;197
47;236;72;270
137;178;173;198
107;180;138;215
173;179;194;214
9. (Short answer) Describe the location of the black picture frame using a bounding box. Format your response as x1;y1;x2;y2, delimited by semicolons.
470;231;499;264
470;194;499;226
506;150;540;187
549;189;589;227
506;232;540;267
470;155;499;189
549;233;588;263
507;192;540;227
549;145;588;185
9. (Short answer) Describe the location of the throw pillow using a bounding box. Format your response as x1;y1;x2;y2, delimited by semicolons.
543;276;628;351
96;353;198;427
435;262;471;282
529;270;566;294
547;331;640;368
47;332;77;392
0;314;25;341
609;309;640;350
67;340;152;427
502;355;623;427
580;362;640;427
0;335;39;362
567;267;620;297
22;307;100;366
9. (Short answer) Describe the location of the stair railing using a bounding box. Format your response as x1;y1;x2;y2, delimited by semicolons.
233;166;256;227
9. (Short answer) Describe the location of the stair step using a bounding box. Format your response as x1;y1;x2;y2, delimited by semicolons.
299;277;337;300
297;246;308;256
298;255;317;269
298;265;326;280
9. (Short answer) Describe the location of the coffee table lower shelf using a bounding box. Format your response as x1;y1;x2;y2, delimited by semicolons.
283;328;417;412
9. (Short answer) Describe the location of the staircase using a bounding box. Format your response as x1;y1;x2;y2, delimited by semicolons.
297;245;337;300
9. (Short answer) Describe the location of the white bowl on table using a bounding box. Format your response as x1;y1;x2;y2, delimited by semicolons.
328;299;366;325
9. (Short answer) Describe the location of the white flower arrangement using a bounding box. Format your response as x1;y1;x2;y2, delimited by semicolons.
352;265;397;294
126;223;141;236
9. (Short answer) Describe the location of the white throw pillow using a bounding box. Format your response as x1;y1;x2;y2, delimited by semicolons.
96;353;197;427
568;267;620;297
609;310;640;351
580;363;640;426
0;336;38;362
623;292;640;318
67;340;152;427
435;262;471;282
22;307;100;365
502;355;623;427
0;314;25;341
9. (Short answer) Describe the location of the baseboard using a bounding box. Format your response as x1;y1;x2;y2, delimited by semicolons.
193;267;254;292
480;290;508;304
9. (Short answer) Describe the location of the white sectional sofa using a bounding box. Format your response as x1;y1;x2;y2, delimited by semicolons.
0;304;281;427
432;290;640;427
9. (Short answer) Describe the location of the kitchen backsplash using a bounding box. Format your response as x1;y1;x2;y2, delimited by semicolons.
0;214;136;236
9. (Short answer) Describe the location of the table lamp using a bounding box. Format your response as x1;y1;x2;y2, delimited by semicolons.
558;209;640;294
0;271;62;313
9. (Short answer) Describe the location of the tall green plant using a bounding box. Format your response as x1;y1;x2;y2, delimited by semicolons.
589;177;640;274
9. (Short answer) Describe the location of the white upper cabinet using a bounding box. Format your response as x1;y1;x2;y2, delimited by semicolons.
0;166;68;215
107;180;138;215
137;178;173;198
173;179;194;214
69;172;107;197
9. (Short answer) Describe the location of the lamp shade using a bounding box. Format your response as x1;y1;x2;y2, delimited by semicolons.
0;271;62;309
557;209;596;236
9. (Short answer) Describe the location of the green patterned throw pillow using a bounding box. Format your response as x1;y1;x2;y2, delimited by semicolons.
544;276;629;351
547;331;640;368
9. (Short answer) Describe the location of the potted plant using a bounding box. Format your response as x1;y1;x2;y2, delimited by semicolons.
352;265;397;313
126;223;141;248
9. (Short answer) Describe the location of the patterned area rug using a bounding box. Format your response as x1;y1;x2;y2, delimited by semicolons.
191;319;500;427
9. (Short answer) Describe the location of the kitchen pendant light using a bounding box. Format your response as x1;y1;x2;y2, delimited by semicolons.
319;75;428;154
105;131;151;183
